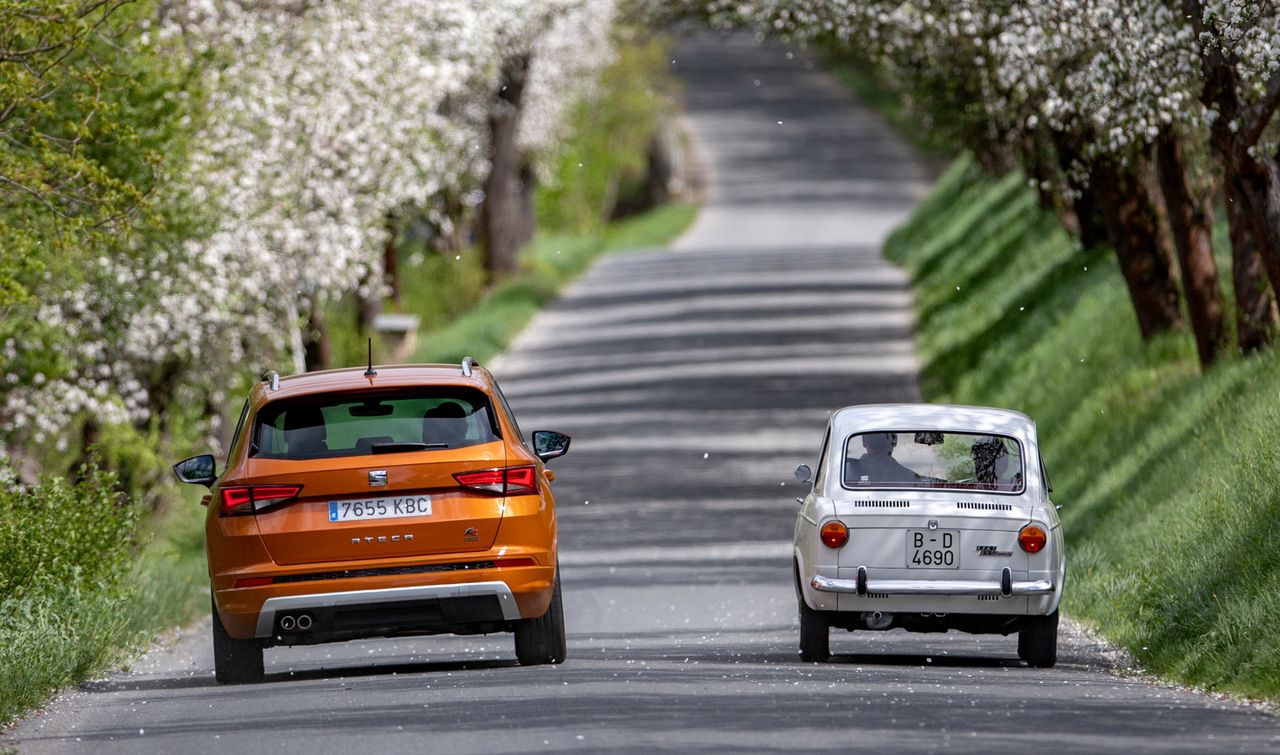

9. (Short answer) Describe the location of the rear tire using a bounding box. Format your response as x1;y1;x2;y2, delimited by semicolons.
211;596;264;684
514;569;566;666
1018;610;1058;668
798;598;830;662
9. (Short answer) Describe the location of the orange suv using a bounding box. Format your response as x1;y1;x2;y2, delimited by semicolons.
173;358;569;684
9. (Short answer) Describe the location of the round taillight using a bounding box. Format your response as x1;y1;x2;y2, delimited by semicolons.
1019;524;1047;553
820;520;849;549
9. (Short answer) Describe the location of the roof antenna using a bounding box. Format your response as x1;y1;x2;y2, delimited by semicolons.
364;337;377;378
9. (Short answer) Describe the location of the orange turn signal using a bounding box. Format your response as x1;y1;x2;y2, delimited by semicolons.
1018;524;1047;553
820;520;849;549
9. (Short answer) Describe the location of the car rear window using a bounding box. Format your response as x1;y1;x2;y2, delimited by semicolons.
250;388;501;460
841;431;1024;494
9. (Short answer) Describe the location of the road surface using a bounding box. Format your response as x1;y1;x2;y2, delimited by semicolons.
8;31;1278;754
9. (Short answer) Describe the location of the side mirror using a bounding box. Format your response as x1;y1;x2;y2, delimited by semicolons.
531;430;571;463
794;464;812;484
174;454;217;487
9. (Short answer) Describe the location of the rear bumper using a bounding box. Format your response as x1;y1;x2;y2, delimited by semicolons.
812;571;1054;596
253;581;521;638
214;560;554;639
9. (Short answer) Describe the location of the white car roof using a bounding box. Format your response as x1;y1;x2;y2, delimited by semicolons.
830;403;1036;439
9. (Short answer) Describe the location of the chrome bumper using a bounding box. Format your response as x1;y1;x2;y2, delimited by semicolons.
811;570;1054;597
253;581;521;637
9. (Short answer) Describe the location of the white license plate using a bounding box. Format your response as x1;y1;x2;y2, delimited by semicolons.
328;495;432;523
906;529;959;568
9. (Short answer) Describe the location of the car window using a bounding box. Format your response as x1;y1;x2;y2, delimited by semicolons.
812;428;831;490
842;431;1024;494
250;388;502;460
225;399;250;465
491;382;526;447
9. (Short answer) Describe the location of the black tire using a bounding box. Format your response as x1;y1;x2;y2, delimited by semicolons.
514;569;566;666
1018;610;1059;668
798;598;830;662
211;596;264;684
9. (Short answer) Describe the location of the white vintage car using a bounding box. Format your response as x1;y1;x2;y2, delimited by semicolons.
792;404;1065;667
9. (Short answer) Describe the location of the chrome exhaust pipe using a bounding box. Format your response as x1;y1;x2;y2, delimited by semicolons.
280;615;296;632
296;613;312;631
863;610;893;630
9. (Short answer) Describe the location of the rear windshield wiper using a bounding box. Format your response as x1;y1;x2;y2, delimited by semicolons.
370;441;448;454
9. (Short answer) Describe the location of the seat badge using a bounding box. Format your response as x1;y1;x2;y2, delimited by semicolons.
463;527;480;542
369;469;388;487
927;520;939;531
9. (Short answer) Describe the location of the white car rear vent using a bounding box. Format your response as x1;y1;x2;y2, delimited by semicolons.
957;501;1013;511
849;500;910;508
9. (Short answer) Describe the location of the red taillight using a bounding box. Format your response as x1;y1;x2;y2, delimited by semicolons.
234;577;275;588
220;485;302;515
820;520;849;548
505;466;537;495
454;466;538;496
1018;524;1047;553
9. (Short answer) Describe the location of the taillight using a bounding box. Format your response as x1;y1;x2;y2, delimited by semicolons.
1018;524;1047;553
220;485;302;516
820;520;849;548
454;466;538;496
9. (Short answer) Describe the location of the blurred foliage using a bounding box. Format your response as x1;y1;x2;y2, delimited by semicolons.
536;24;680;234
328;25;685;370
888;154;1280;700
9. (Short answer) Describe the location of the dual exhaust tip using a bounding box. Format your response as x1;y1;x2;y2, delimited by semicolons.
279;613;313;632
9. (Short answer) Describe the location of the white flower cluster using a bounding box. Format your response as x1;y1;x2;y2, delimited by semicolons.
674;0;1279;161
1;0;615;464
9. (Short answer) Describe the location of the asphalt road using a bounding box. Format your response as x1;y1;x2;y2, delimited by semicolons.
9;32;1279;754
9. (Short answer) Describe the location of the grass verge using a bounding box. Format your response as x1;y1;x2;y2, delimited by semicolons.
0;476;207;724
887;154;1280;700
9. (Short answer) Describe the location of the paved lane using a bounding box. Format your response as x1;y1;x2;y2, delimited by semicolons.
8;32;1278;754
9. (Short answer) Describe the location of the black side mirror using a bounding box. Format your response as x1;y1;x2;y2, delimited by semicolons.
174;454;217;487
531;430;571;463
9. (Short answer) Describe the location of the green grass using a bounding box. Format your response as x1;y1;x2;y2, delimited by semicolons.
0;476;207;724
887;154;1280;700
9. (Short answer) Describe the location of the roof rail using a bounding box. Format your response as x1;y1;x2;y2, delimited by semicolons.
461;356;477;377
261;370;280;391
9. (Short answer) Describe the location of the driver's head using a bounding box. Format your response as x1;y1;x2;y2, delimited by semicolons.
971;436;1006;482
862;432;897;455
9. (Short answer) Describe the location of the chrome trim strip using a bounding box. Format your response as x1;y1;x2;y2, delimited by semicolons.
253;580;520;637
811;574;1053;596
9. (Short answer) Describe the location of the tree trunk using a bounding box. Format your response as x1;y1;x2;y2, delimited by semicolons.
1250;157;1280;297
302;301;331;372
1073;184;1109;252
1051;131;1104;249
481;53;532;281
516;161;537;250
1188;0;1280;350
1223;177;1279;352
1155;128;1226;366
1091;156;1184;339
